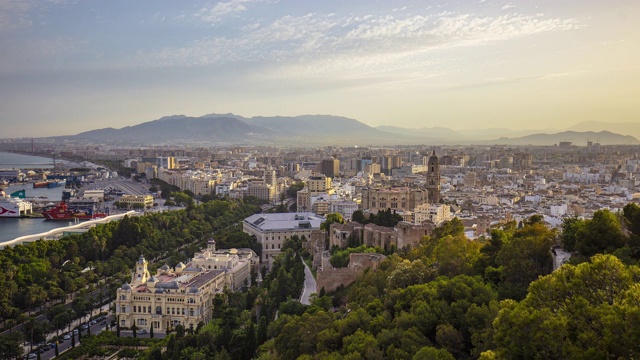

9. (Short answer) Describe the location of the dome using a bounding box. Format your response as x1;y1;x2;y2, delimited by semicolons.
148;276;158;283
154;288;165;294
189;287;198;294
159;264;170;271
121;283;132;291
428;150;438;161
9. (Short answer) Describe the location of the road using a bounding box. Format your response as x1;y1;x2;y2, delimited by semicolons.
552;247;572;271
299;258;317;305
27;313;114;360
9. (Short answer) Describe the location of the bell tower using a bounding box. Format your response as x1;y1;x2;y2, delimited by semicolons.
132;254;151;285
426;150;440;203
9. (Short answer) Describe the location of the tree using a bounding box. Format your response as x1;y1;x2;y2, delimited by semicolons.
321;213;345;231
150;321;154;338
0;332;23;360
493;254;640;359
352;210;367;224
576;209;626;256
560;216;585;252
433;218;465;239
496;223;555;300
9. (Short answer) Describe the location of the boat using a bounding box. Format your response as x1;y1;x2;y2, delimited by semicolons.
0;189;33;218
33;181;49;188
42;202;107;221
47;180;66;188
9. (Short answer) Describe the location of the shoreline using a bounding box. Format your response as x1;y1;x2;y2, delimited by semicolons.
0;210;138;248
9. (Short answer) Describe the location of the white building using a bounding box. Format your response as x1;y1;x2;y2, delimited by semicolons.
242;212;325;268
413;203;452;226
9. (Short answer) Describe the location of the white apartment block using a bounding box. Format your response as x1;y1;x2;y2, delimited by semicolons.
414;203;452;226
328;200;358;221
119;194;154;209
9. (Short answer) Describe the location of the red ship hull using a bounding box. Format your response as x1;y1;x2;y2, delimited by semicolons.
33;181;49;188
42;202;107;221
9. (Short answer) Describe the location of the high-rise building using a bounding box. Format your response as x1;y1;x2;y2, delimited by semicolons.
320;158;340;177
426;151;441;203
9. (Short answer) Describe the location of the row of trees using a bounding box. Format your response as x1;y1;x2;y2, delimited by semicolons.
0;198;261;358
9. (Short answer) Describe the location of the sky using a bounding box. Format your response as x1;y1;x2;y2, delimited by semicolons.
0;0;639;138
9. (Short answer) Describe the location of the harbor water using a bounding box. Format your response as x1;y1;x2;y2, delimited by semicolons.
0;152;80;244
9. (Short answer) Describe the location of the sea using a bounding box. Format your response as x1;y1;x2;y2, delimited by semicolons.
0;152;77;244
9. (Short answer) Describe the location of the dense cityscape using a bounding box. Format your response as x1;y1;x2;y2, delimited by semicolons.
1;0;639;359
1;139;639;359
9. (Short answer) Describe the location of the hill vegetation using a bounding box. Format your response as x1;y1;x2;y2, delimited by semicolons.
3;202;640;359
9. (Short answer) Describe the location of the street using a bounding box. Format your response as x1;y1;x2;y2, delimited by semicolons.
299;258;317;305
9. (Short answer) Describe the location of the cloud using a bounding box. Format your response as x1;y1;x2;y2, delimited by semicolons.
501;3;516;10
138;10;580;63
192;0;276;24
0;0;35;30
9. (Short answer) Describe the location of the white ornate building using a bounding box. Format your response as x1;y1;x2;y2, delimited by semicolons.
115;240;258;332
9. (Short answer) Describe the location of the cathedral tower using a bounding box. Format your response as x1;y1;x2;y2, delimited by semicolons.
426;150;441;203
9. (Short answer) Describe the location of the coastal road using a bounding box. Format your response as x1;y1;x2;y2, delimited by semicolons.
299;258;316;305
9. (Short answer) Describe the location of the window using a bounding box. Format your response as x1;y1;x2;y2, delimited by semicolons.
137;319;147;326
156;306;162;315
190;309;194;316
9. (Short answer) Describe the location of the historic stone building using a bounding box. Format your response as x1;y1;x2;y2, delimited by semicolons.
426;150;441;203
360;187;428;214
115;240;258;333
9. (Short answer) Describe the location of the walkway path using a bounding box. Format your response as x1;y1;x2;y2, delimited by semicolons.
299;258;316;305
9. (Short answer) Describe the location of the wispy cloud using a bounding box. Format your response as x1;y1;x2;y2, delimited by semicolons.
501;3;516;10
192;0;276;24
135;11;581;76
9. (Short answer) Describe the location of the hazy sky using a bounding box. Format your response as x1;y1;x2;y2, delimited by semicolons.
1;0;638;137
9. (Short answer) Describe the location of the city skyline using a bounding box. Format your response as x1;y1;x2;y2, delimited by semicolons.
1;0;638;138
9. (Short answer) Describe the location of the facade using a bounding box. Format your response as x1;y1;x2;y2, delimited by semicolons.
116;255;224;333
242;212;325;268
361;187;428;214
297;175;334;212
119;194;154;209
189;239;259;291
247;180;277;203
83;190;105;201
328;200;358;221
307;175;332;192
319;158;340;178
116;242;257;333
158;157;176;170
426;151;441;203
414;203;452;225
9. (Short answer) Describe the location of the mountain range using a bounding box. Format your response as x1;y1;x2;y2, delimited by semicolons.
57;114;639;146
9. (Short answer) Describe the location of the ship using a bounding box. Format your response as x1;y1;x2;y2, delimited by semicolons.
42;202;107;221
47;180;66;188
0;189;33;218
33;181;49;188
